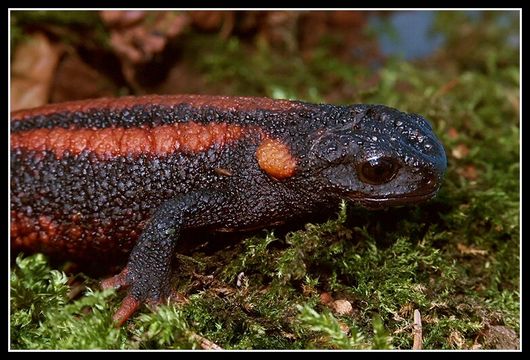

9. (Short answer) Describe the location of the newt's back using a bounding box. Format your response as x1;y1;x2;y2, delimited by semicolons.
10;95;313;264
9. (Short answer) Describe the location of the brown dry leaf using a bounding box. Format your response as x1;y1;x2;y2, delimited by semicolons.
189;10;235;38
11;33;63;111
189;11;225;31
51;51;118;103
299;11;367;52
100;11;190;88
457;243;488;256
328;11;366;28
100;10;146;27
259;11;301;52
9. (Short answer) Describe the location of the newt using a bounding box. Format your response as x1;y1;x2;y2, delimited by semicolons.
10;94;447;325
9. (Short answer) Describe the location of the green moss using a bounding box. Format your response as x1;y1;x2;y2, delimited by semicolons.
10;10;109;51
12;10;103;27
10;254;125;349
10;11;519;349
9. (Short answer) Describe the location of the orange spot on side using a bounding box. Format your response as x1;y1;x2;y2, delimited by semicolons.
256;138;297;180
11;122;245;158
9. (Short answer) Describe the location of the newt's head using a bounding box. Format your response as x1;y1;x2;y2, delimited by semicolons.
307;105;447;208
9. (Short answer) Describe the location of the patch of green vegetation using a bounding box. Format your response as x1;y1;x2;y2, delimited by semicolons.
11;10;103;27
10;254;124;349
10;254;209;349
184;34;370;102
10;10;109;51
10;11;519;349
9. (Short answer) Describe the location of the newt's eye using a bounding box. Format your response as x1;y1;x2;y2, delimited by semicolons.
358;157;400;185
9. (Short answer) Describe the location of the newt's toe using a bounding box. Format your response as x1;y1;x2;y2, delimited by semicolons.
101;268;129;290
112;295;140;327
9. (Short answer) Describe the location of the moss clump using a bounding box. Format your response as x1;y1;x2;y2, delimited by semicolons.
10;254;124;349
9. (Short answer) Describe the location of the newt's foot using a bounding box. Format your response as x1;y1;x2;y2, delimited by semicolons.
101;268;138;326
101;266;173;327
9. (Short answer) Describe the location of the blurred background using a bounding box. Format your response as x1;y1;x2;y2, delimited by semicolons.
9;10;519;110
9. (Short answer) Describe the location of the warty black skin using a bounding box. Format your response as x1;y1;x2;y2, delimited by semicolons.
10;97;447;313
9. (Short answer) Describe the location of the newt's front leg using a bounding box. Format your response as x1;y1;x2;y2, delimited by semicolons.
101;190;226;326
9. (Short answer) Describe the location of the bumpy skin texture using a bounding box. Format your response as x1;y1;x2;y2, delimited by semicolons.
10;95;447;325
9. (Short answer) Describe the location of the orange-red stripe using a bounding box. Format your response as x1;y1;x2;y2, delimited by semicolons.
11;122;246;158
11;94;304;121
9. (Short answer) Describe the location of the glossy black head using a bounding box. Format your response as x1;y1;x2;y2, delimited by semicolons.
307;105;447;208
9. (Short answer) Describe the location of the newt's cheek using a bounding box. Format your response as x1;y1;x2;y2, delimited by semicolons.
256;138;297;180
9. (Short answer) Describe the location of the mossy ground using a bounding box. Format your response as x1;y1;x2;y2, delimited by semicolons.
10;11;520;350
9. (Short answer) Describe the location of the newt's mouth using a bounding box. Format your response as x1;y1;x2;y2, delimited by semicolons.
348;190;439;209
